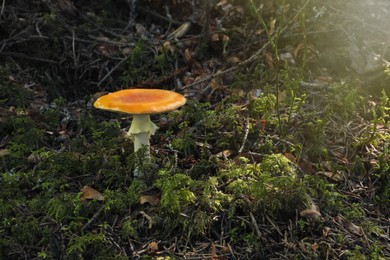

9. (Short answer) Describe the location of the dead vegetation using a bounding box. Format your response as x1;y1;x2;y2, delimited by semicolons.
0;0;389;259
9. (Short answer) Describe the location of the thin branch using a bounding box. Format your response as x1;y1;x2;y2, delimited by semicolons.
0;51;58;63
182;0;311;90
238;114;250;153
0;0;5;22
81;205;105;231
181;41;270;90
249;212;262;237
72;29;77;67
97;56;129;87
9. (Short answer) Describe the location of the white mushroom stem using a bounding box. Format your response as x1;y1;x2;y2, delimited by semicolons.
127;114;159;177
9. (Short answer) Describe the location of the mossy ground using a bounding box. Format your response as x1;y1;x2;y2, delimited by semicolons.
1;0;389;259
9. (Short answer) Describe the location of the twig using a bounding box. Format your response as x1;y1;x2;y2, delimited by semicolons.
87;35;130;47
249;212;262;237
82;205;105;231
72;29;77;67
35;20;43;37
264;213;283;236
182;0;311;90
0;51;58;63
122;0;137;32
97;56;129;87
238;114;250;153
182;41;270;90
0;29;42;46
0;0;5;22
136;6;181;26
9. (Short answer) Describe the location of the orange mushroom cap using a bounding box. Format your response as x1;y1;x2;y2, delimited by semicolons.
94;89;186;114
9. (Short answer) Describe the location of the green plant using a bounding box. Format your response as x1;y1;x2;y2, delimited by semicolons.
121;39;148;85
0;68;33;107
250;92;277;120
171;121;198;156
155;170;196;214
219;155;309;218
67;233;106;255
365;90;390;145
304;175;345;214
346;246;366;260
301;118;328;159
121;219;139;239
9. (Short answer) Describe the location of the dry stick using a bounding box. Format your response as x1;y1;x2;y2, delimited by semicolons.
87;35;130;47
72;29;77;67
122;0;137;32
82;204;105;231
0;51;57;63
0;29;43;46
182;0;310;90
182;41;270;90
35;20;42;37
249;212;262;237
238;114;250;153
0;0;4;22
97;56;129;87
95;1;310;90
136;6;182;26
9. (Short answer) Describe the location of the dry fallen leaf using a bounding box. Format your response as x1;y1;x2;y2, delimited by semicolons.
344;221;363;236
264;51;275;68
27;153;44;163
284;152;296;163
160;41;176;55
211;243;219;260
140;194;160;206
322;226;331;237
214;149;234;158
147;241;159;254
299;158;313;174
268;19;276;35
227;56;241;65
312;242;319;252
80;186;104;202
0;149;11;157
300;209;321;219
300;200;321;220
369;159;379;168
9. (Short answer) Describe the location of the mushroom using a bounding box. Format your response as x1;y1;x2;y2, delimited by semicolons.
94;88;186;177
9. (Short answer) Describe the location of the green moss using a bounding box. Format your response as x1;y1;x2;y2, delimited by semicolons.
260;153;296;178
121;219;139;239
326;81;364;119
301;119;328;159
304;175;346;214
45;193;79;221
155;171;196;214
0;69;33;107
8;116;45;155
250;93;277;120
0;1;388;258
121;39;149;85
219;155;309;218
67;232;106;255
171;130;198;156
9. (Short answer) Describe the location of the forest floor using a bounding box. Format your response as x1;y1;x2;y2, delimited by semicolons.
0;0;389;259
